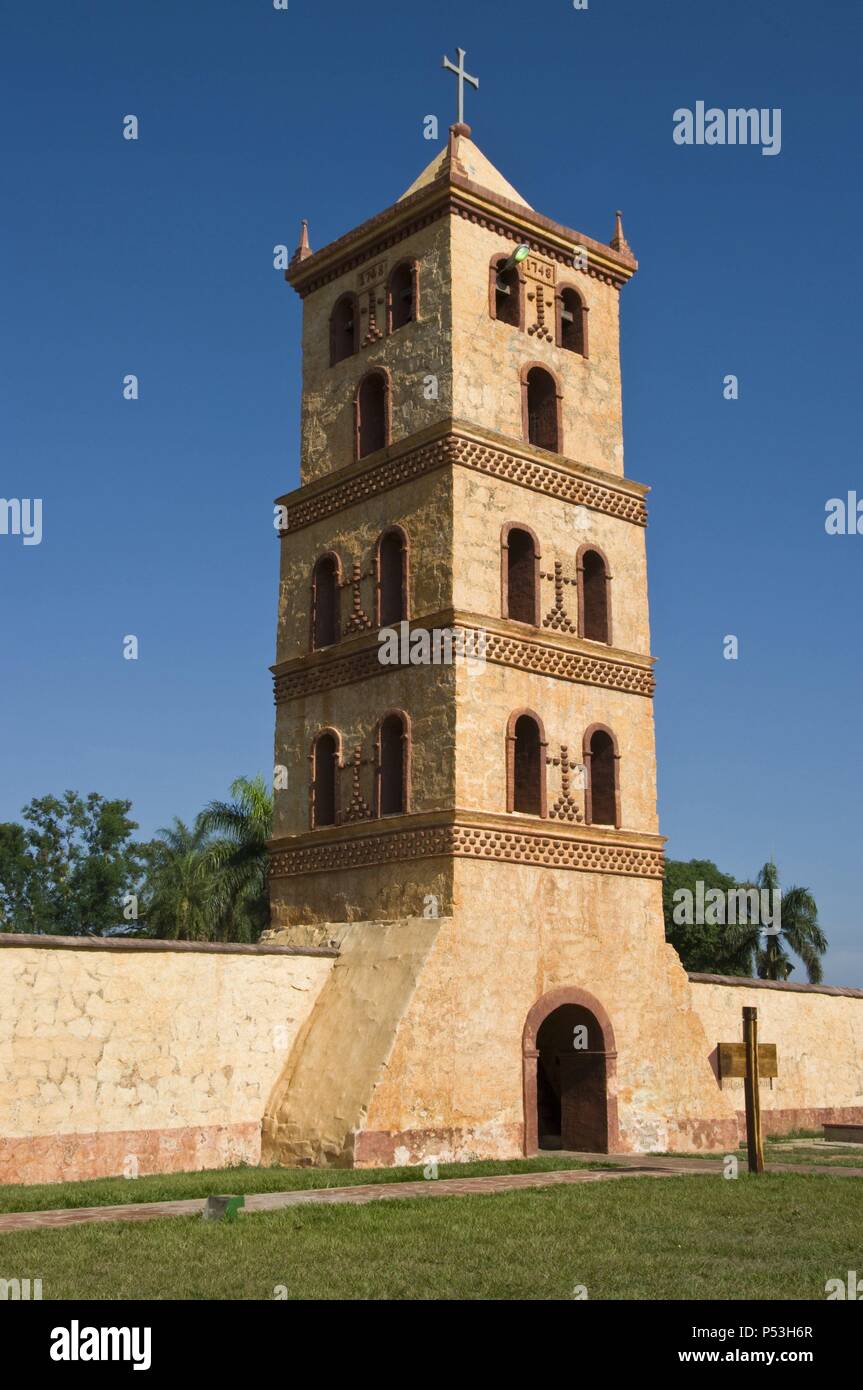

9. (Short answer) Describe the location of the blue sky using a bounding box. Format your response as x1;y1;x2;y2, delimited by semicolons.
2;1;861;981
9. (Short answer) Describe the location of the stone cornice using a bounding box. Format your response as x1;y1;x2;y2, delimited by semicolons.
449;176;637;285
272;611;655;702
268;811;664;880
689;973;863;1001
286;171;637;300
468;616;655;695
276;419;649;532
0;933;338;959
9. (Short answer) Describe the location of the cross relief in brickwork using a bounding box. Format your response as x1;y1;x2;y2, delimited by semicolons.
547;744;586;822
361;287;384;347
526;284;554;342
540;559;578;633
524;251;556;343
340;560;374;634
357;260;387;348
340;744;373;822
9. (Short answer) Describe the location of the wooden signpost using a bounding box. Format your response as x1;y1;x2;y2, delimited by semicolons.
718;1007;778;1174
742;1007;764;1173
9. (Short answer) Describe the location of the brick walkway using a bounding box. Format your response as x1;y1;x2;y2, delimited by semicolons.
2;1151;859;1235
0;1164;685;1233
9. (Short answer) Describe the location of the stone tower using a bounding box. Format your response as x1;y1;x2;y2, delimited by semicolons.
264;123;739;1166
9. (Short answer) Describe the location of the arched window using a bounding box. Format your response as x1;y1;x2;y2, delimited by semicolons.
310;730;340;828
584;725;620;828
506;710;548;817
578;546;612;644
375;710;410;817
501;524;540;625
522;365;561;452
356;370;390;459
388;261;417;333
310;553;341;650
330;293;358;366
489;255;522;328
375;527;409;627
556;286;588;356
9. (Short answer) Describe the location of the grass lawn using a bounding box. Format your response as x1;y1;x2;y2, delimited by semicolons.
1;1173;859;1299
0;1155;604;1215
660;1137;863;1170
763;1143;863;1168
3;1140;860;1216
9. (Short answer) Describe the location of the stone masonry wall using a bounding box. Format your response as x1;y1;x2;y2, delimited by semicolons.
262;917;442;1167
450;215;625;476
688;975;863;1136
299;220;452;484
275;466;454;665
452;467;651;657
0;937;335;1185
355;866;740;1162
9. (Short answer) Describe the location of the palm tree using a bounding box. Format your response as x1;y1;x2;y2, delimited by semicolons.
143;818;217;941
198;775;272;942
754;860;827;984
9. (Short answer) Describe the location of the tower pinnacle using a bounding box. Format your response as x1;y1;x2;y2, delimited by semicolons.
289;218;312;268
610;210;632;256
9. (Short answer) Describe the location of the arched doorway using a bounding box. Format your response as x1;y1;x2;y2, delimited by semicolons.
522;987;619;1154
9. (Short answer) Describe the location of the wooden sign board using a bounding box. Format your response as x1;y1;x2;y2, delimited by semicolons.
719;1042;778;1080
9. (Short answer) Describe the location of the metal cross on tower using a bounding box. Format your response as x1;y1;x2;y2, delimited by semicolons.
441;47;478;126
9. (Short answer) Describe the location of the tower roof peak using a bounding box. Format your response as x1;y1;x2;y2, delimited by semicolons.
398;127;533;209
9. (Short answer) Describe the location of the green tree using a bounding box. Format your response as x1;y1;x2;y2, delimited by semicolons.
141;818;217;942
0;792;145;935
665;856;828;983
199;775;272;942
750;860;827;984
0;822;36;931
663;858;755;975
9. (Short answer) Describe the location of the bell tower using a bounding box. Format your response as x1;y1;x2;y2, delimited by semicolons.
265;107;738;1166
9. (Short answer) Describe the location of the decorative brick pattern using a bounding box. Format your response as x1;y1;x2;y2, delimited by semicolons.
269;825;451;877
481;631;654;695
526;275;555;343
341;560;373;635
541;560;578;633
454;437;646;523
273;626;655;702
275;647;384;701
285;437;454;532
450;196;626;288
269;822;664;879
360;287;384;347
341;745;372;822
286;183;634;302
281;432;647;534
289;206;449;299
547;745;585;823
